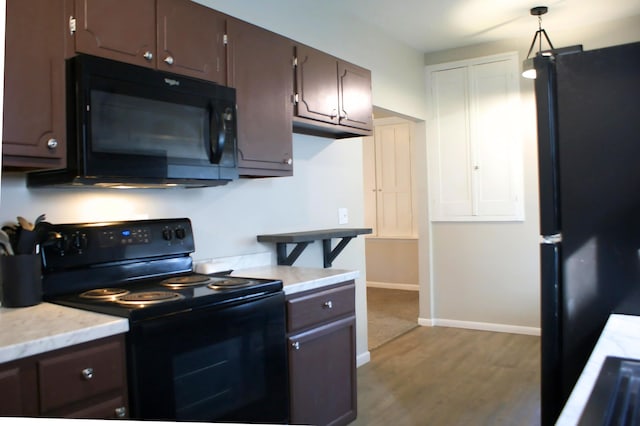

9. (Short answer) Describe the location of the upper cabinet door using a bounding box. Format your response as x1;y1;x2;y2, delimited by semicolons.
227;18;293;176
338;61;372;130
295;45;339;125
2;0;67;169
156;0;226;84
427;53;524;222
74;0;156;68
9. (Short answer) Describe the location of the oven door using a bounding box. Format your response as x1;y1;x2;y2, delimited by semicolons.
126;291;288;423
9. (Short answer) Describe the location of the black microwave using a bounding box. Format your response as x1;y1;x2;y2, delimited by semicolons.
27;54;238;188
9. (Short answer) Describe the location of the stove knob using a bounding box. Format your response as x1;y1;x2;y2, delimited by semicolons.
55;233;68;255
162;229;173;241
72;232;88;251
175;228;186;239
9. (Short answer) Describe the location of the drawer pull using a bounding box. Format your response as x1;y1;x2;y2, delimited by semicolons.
323;301;333;309
115;406;126;418
292;341;300;350
81;367;94;380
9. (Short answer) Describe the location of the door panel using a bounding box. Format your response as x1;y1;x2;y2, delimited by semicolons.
3;0;66;168
157;0;226;83
338;62;372;130
374;122;414;237
295;45;339;124
429;67;473;218
74;0;156;67
226;18;293;175
288;317;356;426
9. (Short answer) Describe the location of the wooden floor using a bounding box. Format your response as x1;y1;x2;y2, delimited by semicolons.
351;326;541;426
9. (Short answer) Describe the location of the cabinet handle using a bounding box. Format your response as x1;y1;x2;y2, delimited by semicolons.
323;300;333;309
114;406;126;418
164;56;174;65
143;51;153;61
283;158;292;165
47;138;58;149
81;367;94;380
292;341;300;350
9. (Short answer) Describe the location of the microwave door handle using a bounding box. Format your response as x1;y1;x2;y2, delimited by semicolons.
209;108;225;164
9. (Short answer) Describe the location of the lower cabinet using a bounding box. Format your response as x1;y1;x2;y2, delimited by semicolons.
0;334;128;419
286;281;357;426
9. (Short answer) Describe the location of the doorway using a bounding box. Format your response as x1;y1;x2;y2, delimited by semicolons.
362;111;422;350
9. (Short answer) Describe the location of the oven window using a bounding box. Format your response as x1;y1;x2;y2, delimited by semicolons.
91;90;208;161
127;292;288;423
172;333;265;419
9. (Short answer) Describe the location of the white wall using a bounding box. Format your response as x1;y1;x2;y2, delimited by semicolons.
0;1;428;364
422;14;640;333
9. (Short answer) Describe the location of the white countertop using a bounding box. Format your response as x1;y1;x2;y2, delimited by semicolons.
557;314;640;425
231;265;359;294
0;303;129;364
0;266;356;365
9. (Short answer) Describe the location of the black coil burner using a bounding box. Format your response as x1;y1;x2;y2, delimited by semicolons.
79;288;130;300
115;291;185;305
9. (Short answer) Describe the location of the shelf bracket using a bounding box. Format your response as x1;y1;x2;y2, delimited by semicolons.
276;241;311;266
323;237;353;268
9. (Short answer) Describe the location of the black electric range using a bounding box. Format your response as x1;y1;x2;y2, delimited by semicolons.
39;218;289;423
40;218;282;321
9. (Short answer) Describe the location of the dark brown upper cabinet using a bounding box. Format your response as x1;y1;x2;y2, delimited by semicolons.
294;44;372;138
2;0;67;169
73;0;226;84
226;18;294;177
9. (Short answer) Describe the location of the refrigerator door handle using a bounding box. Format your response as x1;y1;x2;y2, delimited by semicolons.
541;233;562;244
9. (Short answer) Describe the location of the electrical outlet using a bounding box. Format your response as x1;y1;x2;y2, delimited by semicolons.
338;208;349;225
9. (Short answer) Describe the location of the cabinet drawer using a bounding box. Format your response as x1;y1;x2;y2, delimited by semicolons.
287;282;355;332
63;395;127;419
38;339;125;413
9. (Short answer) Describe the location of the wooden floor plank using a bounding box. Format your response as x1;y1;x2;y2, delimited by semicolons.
351;326;540;426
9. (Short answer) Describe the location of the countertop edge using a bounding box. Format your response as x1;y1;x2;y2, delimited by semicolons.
0;303;129;364
230;265;360;295
0;266;356;364
556;314;640;425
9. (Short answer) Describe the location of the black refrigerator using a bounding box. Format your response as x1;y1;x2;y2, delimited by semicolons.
535;41;640;425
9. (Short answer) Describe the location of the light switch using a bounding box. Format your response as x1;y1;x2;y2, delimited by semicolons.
338;208;349;225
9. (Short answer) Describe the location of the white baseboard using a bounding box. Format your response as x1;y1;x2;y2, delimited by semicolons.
418;317;540;336
418;317;434;327
367;281;419;291
356;351;371;367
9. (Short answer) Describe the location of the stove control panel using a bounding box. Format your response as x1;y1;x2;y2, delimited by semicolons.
99;226;152;247
41;218;195;270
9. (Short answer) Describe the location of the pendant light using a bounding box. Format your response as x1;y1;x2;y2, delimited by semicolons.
521;6;554;79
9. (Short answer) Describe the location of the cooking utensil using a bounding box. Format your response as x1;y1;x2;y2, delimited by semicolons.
0;230;15;255
17;216;34;231
34;214;46;226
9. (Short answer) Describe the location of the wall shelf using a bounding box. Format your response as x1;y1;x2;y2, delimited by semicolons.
257;228;372;268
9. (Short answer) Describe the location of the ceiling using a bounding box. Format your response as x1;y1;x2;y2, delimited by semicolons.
328;0;640;53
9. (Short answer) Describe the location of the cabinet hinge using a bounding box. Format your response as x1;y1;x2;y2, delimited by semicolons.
69;16;76;35
223;34;228;45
